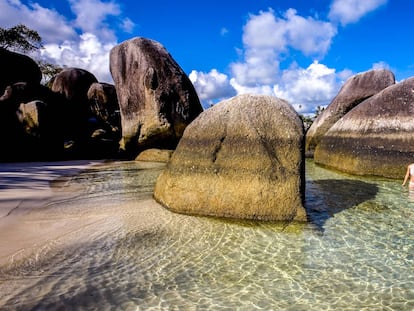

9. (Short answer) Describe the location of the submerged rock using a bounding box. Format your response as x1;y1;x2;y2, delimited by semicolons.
154;94;306;222
306;69;395;157
314;77;414;179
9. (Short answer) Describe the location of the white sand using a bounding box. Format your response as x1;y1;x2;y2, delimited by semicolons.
0;160;106;266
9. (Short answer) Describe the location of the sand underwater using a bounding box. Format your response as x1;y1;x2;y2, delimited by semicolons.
0;159;413;310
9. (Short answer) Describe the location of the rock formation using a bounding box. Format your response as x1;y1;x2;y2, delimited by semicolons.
314;77;414;179
135;148;173;163
154;94;307;222
0;48;42;93
87;82;120;136
51;67;99;154
110;37;203;158
306;69;395;157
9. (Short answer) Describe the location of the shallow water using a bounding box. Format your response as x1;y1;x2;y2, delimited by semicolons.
0;159;413;310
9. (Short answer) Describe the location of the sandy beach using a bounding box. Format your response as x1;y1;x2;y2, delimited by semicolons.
0;160;107;266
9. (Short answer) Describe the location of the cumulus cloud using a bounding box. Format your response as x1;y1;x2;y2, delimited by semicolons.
0;0;135;82
193;4;387;114
189;69;236;108
0;0;77;42
68;0;121;41
329;0;388;26
229;9;337;89
189;8;343;113
222;9;340;114
273;61;339;113
41;33;115;82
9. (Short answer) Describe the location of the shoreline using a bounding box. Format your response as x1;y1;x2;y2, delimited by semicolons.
0;160;106;266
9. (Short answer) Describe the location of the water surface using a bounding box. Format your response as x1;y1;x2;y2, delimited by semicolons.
0;160;413;310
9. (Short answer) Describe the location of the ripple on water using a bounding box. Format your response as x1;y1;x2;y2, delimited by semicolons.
0;160;413;310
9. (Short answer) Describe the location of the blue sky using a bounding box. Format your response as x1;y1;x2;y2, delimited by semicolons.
0;0;411;114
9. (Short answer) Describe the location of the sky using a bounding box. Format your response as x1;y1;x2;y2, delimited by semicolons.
0;0;412;114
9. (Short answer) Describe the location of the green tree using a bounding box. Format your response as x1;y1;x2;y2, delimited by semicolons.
0;24;43;53
37;60;65;85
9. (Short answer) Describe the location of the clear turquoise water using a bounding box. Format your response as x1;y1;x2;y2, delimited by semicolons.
0;159;413;310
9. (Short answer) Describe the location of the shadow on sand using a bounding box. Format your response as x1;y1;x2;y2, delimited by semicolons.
305;179;378;231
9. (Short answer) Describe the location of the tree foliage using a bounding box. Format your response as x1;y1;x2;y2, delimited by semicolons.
37;60;65;85
0;24;43;53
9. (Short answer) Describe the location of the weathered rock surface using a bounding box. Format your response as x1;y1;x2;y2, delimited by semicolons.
110;37;203;158
135;148;173;163
314;77;414;179
306;69;395;157
0;48;42;93
154;94;307;222
87;82;120;135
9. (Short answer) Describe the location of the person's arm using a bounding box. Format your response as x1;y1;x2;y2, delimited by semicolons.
403;165;410;185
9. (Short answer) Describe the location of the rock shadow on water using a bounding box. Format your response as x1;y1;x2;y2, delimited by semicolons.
305;179;378;231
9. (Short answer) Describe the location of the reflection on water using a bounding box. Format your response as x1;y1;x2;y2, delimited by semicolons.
0;159;413;310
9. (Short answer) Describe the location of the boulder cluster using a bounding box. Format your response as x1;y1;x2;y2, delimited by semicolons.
0;37;202;161
3;35;411;222
306;68;414;179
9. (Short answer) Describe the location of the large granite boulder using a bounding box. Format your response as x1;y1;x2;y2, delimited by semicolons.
87;82;120;135
306;69;395;157
110;37;203;158
51;67;98;154
314;77;414;179
0;81;70;161
15;100;62;160
0;48;42;93
154;94;307;222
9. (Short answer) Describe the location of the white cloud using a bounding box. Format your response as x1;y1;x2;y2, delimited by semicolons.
329;0;387;26
68;0;121;41
191;60;343;114
41;33;115;83
229;9;337;89
273;61;339;113
283;9;337;56
220;9;340;114
0;0;135;83
189;69;236;108
0;0;77;42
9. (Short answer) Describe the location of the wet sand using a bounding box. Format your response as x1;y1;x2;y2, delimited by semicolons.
0;160;108;266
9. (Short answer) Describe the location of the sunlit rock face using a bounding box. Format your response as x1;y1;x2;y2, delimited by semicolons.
314;77;414;179
135;148;173;163
110;37;203;158
154;94;307;222
306;69;395;157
